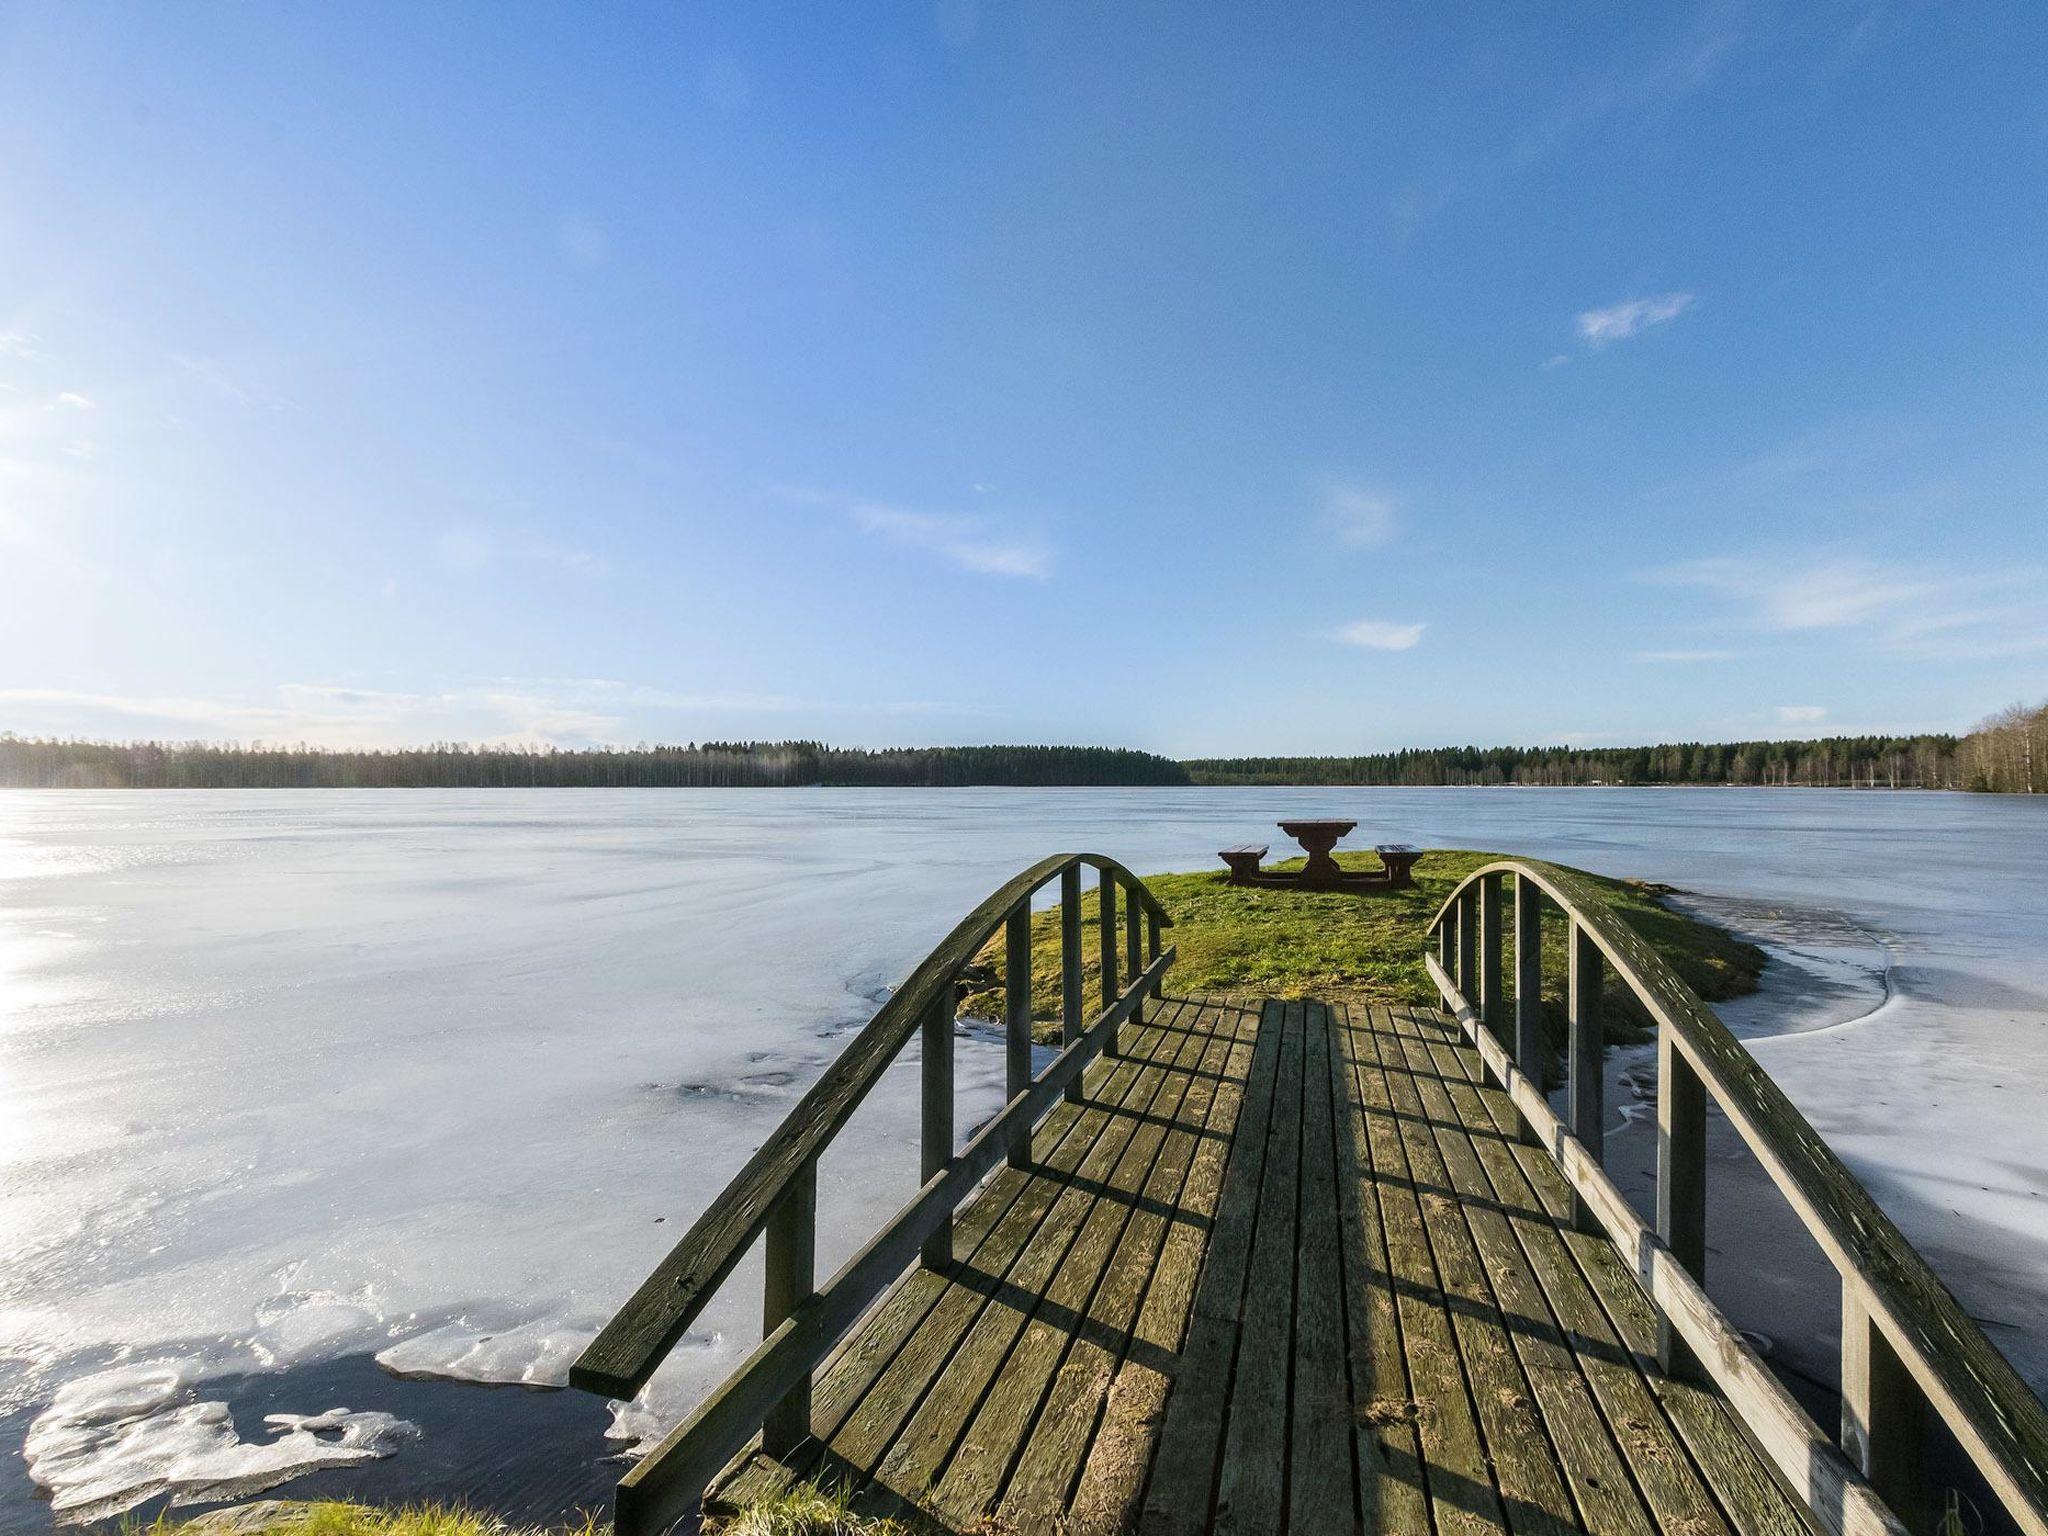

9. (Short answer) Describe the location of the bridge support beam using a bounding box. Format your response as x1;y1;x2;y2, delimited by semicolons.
1478;872;1504;1044
1514;873;1545;1143
1005;907;1033;1170
922;994;954;1268
760;1159;816;1458
1657;1027;1707;1377
1842;1279;1929;1532
1567;921;1604;1234
1062;864;1084;1102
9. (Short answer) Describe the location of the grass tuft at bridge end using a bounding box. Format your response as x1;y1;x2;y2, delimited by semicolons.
960;849;1764;1067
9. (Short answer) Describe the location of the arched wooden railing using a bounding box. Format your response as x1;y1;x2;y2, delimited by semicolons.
570;853;1175;1535
1427;860;2048;1536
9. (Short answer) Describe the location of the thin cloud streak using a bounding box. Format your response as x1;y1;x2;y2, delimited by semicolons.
1644;555;2048;658
1332;618;1425;651
1577;293;1693;348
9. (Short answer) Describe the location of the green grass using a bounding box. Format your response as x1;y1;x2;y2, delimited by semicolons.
958;849;1764;1072
130;1503;602;1536
703;1482;904;1535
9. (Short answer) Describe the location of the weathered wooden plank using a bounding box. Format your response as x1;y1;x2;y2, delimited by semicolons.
1141;999;1288;1536
1065;1000;1263;1534
934;990;1219;1524
819;1000;1197;1491
1288;1002;1357;1535
1006;906;1034;1170
1425;953;1902;1536
1369;1007;1581;1536
1385;1007;1664;1536
994;999;1243;1526
1351;1005;1511;1536
1656;1024;1707;1377
1432;858;2048;1536
576;852;1173;1400
760;1160;818;1458
1332;1002;1432;1535
618;952;1176;1534
1214;1000;1307;1536
1420;1002;1811;1536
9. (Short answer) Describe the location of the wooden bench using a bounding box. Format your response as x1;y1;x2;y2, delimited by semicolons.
1217;844;1268;884
1375;843;1422;888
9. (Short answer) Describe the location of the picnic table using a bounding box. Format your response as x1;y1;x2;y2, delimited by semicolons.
1276;817;1356;888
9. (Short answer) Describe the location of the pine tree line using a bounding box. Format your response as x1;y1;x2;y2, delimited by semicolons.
1185;733;1963;788
0;736;1193;789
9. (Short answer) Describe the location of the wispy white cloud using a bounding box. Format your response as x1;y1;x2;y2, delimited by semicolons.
55;391;93;409
817;493;1052;578
1541;354;1573;371
1774;705;1828;723
1576;292;1693;348
1644;555;2048;658
1323;483;1399;547
1631;649;1738;663
0;331;47;361
1332;618;1425;651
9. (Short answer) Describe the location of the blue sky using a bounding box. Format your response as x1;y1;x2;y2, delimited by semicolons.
2;2;2045;757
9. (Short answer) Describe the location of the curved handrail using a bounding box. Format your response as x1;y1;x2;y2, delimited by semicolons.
571;852;1172;1400
1429;859;2048;1535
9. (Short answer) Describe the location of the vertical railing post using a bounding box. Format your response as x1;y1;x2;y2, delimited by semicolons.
921;992;954;1268
1656;1025;1707;1375
1124;882;1142;993
1061;863;1084;1102
1438;910;1453;979
1478;872;1504;1042
1098;866;1119;1012
1513;873;1544;1142
761;1158;816;1457
1005;904;1033;1171
1147;909;1163;999
1456;885;1478;1004
1842;1279;1929;1532
1567;920;1604;1233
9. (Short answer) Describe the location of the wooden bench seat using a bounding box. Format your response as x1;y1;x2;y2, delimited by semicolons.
1217;844;1268;884
1374;842;1422;888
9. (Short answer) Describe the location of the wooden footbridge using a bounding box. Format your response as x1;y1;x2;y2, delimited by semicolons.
570;854;2048;1535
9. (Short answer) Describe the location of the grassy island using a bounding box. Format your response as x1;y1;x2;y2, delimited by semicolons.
960;849;1763;1069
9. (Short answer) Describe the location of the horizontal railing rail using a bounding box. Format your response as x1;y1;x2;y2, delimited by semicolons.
1427;859;2048;1536
571;853;1174;1534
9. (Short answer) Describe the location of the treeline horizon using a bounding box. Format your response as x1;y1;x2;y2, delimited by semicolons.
2;702;2041;790
0;736;1193;789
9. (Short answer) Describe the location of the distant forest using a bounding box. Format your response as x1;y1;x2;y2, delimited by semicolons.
0;738;1193;789
4;700;2043;791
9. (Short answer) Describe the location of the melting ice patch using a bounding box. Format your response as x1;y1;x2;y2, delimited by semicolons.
24;1360;417;1523
375;1315;589;1389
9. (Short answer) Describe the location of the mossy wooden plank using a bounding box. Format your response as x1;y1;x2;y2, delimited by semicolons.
931;996;1218;1526
900;998;1212;1524
796;1006;1191;1499
1213;1000;1308;1535
1369;1006;1581;1536
1141;998;1288;1536
995;999;1245;1526
1066;1000;1263;1534
1384;1007;1662;1536
1332;1002;1433;1535
1288;1002;1360;1534
1418;1006;1811;1536
1353;1004;1511;1536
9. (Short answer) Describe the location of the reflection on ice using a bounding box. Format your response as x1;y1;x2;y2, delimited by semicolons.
24;1360;415;1523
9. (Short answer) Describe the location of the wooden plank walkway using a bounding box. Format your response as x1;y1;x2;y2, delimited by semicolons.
710;997;1816;1535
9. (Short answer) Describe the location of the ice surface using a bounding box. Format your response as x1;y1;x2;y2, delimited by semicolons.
22;1360;415;1522
3;787;2046;1521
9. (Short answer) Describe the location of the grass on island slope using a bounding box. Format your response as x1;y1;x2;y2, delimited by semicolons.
958;848;1763;1067
137;1489;899;1536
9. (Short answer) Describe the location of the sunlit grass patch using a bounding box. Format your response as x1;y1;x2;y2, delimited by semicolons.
959;849;1764;1068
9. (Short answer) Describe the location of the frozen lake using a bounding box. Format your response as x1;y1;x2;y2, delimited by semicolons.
2;787;2045;1527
